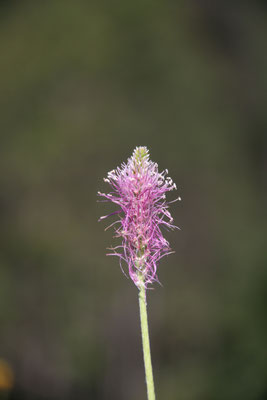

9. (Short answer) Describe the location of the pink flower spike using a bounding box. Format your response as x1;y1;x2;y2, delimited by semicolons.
98;146;180;289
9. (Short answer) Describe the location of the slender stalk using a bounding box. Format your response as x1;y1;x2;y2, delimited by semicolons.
139;284;156;400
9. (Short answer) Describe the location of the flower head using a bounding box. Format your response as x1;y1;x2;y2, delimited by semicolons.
98;146;180;289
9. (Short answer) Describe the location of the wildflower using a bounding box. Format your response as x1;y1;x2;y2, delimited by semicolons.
98;146;180;289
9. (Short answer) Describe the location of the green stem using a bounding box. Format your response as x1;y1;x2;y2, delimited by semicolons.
139;284;156;400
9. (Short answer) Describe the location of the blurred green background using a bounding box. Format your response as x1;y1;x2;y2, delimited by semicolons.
0;1;266;399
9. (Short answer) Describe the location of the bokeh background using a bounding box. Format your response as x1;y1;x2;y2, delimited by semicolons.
0;1;267;399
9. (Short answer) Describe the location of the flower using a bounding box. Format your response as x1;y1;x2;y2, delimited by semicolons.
98;146;180;289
